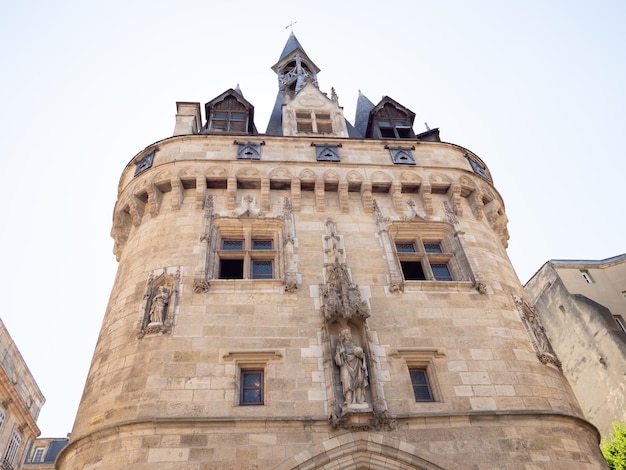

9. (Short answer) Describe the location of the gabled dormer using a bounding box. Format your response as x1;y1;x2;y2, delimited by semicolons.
201;88;257;135
281;82;349;137
365;96;416;139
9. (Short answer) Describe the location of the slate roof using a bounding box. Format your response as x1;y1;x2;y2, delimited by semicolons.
354;90;375;138
265;91;285;136
278;32;306;62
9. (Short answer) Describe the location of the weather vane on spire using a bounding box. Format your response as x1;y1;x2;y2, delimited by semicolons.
285;20;297;33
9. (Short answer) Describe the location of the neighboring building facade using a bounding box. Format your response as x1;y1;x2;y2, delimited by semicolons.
0;319;44;470
56;34;607;469
23;438;68;469
525;254;626;437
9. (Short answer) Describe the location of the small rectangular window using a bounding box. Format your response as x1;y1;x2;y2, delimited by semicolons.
252;260;273;279
395;242;416;253
220;259;244;279
424;243;443;254
317;121;333;133
297;120;313;132
252;240;273;250
3;431;21;467
409;368;434;401
241;370;264;405
400;261;426;280
222;240;244;250
33;448;45;463
431;263;453;281
379;126;396;138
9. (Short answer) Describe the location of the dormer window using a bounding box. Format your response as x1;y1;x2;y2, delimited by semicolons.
203;89;256;135
367;98;416;140
209;96;248;133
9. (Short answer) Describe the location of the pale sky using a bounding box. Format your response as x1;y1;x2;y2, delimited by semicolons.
0;1;624;438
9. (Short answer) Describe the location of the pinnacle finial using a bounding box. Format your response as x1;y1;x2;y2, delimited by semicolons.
285;20;297;33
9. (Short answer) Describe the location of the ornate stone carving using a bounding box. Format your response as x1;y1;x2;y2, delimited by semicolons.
514;296;561;369
443;200;459;225
193;278;210;294
232;194;264;217
320;263;370;322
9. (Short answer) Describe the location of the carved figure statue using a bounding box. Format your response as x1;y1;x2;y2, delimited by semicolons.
149;286;170;323
334;329;368;406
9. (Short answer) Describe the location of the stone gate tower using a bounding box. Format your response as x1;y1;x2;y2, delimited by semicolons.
56;34;606;469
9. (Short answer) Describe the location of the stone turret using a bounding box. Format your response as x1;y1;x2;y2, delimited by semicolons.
58;34;606;469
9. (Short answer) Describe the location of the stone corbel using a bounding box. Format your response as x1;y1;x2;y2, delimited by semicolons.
419;182;433;216
147;183;162;218
315;178;325;212
448;182;463;217
128;196;145;227
390;181;403;213
360;181;372;214
339;181;349;213
226;176;237;211
470;189;485;220
260;177;270;212
290;178;301;212
195;176;207;210
170;177;183;210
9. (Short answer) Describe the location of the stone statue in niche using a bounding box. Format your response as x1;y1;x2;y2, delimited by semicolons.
334;328;368;406
149;286;170;324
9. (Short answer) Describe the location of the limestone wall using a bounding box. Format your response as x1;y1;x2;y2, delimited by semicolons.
58;135;606;469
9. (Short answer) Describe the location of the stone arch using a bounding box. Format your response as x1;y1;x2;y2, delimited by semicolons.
235;166;262;179
346;170;363;183
458;175;476;197
299;168;317;182
429;173;453;185
205;165;229;178
275;434;444;470
150;169;173;189
399;170;422;184
269;167;293;180
323;169;340;182
369;171;392;184
177;165;197;179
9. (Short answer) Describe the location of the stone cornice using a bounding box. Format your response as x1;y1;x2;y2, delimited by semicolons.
0;367;40;437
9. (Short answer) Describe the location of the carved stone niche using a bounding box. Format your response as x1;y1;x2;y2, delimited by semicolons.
514;295;561;369
137;268;181;339
325;320;396;432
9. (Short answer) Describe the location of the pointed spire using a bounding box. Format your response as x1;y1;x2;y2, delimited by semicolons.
278;32;307;62
354;90;376;137
234;83;243;97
